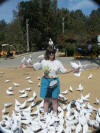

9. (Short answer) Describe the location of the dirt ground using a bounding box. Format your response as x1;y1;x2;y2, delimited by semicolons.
0;66;100;131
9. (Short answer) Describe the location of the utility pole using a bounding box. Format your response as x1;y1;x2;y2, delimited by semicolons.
97;35;100;67
62;17;64;34
26;19;29;52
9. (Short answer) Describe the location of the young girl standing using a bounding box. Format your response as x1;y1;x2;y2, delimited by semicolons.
33;45;79;116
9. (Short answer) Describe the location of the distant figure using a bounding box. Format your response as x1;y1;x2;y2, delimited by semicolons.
88;44;92;51
55;48;59;56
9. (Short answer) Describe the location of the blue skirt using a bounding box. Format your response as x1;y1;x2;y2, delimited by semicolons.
40;77;60;98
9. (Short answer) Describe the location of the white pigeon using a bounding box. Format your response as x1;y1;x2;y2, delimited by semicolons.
33;91;37;99
88;73;93;79
15;104;20;113
37;82;41;87
80;93;90;101
0;125;13;133
27;55;32;65
5;79;10;83
69;85;73;92
87;103;96;111
21;57;27;64
70;61;82;77
74;71;81;77
25;87;31;91
0;72;4;74
28;79;33;84
25;76;31;80
27;97;34;102
15;99;21;106
8;87;15;91
33;62;42;70
37;76;41;80
37;54;44;61
95;98;99;104
19;100;27;109
23;105;32;112
30;101;36;107
2;107;6;114
49;38;54;46
70;62;80;69
61;89;68;95
19;89;25;94
19;92;28;98
13;82;20;87
65;126;71;133
71;61;88;70
6;90;14;95
83;123;89;133
58;94;68;101
76;83;84;91
75;123;82;133
96;113;100;124
4;103;12;108
98;108;100;116
71;61;89;77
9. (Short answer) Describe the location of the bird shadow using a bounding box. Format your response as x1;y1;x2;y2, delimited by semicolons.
35;100;42;106
58;99;68;105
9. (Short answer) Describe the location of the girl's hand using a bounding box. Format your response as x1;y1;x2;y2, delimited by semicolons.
73;67;80;73
44;72;49;78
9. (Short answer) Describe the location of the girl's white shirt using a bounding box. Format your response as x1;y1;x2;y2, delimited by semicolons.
33;59;67;78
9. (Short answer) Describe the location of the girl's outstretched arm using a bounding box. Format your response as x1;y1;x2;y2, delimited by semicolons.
64;67;80;74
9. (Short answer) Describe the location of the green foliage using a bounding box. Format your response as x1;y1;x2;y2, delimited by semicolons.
65;43;76;56
0;1;100;56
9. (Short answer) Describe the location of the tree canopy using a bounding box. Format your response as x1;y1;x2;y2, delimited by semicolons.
0;0;100;55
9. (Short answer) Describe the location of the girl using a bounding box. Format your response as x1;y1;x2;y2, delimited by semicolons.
33;46;79;116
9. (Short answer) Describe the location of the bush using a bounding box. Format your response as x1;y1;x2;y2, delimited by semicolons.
65;43;76;56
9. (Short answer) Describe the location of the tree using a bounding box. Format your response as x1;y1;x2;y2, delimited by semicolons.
0;20;7;44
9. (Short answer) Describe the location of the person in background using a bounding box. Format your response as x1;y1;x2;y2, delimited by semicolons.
33;45;80;116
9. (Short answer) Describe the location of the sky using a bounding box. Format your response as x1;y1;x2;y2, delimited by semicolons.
0;0;99;24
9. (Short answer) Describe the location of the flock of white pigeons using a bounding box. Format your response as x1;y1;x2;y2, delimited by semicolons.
0;54;100;133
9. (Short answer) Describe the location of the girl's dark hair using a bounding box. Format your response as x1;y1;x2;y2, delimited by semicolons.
44;45;56;60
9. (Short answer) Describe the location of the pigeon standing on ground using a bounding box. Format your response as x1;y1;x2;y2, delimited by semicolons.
61;89;68;95
5;80;10;83
6;90;14;95
21;57;27;65
76;83;84;91
88;74;93;79
95;98;99;104
27;55;32;66
20;57;27;68
25;76;31;80
8;87;15;91
19;92;28;98
28;79;33;84
69;85;73;92
4;103;12;108
13;82;20;87
19;90;25;94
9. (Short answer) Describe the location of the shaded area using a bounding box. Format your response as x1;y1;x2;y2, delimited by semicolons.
93;0;100;5
0;0;8;5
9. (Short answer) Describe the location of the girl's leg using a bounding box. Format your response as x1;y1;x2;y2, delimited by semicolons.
52;98;58;113
44;98;49;113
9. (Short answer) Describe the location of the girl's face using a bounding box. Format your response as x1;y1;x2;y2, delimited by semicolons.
49;52;55;61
